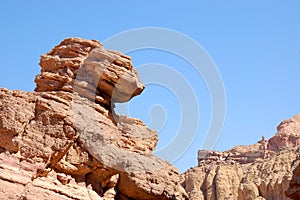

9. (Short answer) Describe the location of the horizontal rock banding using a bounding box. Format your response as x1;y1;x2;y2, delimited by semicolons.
35;38;144;108
0;38;188;200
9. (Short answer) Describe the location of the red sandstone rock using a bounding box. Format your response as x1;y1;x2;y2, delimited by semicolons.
183;114;300;200
1;37;298;200
0;38;187;200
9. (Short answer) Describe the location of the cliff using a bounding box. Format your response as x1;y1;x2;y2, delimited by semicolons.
0;38;187;200
182;114;300;200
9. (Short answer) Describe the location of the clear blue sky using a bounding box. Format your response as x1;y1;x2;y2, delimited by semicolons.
0;1;299;172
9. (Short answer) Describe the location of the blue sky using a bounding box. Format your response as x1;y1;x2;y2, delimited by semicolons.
0;1;299;172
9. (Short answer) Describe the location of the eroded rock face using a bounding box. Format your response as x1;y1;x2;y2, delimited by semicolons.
35;38;144;108
2;37;298;200
0;38;187;200
286;162;300;199
183;114;300;200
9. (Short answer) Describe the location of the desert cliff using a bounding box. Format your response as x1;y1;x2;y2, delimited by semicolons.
0;37;299;200
0;38;187;200
182;114;300;200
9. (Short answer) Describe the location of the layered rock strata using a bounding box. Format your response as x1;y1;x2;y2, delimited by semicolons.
0;38;187;200
1;37;299;200
183;114;300;200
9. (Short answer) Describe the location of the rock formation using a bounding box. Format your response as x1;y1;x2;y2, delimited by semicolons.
286;162;300;199
0;37;299;200
0;38;187;200
182;114;300;200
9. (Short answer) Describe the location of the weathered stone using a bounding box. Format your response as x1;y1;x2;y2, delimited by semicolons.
183;114;300;200
0;37;187;200
35;37;144;108
2;36;298;200
286;162;300;199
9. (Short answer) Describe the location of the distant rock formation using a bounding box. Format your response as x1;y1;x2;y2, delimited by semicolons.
0;38;187;200
182;114;300;200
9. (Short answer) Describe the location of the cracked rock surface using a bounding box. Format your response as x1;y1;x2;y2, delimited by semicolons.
286;162;300;199
182;114;300;200
1;37;299;200
0;38;187;200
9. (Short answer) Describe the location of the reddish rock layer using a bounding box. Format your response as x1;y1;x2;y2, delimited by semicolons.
0;38;187;200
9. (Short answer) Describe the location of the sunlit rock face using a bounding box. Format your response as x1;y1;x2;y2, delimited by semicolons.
182;114;300;200
0;38;188;200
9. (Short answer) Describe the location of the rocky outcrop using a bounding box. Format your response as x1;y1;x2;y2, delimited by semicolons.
286;163;300;199
0;38;187;200
183;114;300;200
35;38;144;108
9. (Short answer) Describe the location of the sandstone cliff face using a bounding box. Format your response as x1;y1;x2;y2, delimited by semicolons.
182;114;300;200
0;38;187;200
286;162;300;199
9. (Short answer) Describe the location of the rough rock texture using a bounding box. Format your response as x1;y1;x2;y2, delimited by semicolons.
286;162;300;199
2;37;299;200
0;38;187;200
35;38;144;108
182;114;300;200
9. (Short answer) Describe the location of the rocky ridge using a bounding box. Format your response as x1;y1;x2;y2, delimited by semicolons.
182;114;300;200
0;38;187;200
